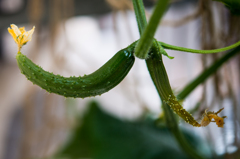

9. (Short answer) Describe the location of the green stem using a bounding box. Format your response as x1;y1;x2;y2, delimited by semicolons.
177;46;240;100
132;1;205;158
134;0;169;59
146;41;204;157
132;0;148;35
162;102;207;159
159;41;240;54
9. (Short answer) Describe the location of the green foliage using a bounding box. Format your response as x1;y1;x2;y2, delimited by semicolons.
58;101;207;159
214;0;240;15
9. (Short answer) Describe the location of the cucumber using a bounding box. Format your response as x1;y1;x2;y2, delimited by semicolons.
16;47;135;98
146;41;201;127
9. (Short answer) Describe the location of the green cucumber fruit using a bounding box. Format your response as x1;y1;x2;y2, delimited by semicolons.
146;41;201;127
16;47;135;98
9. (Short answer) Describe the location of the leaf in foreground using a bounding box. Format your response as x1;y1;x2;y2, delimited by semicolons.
57;101;209;159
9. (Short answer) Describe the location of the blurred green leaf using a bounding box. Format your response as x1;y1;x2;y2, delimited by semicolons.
214;0;240;15
58;101;206;159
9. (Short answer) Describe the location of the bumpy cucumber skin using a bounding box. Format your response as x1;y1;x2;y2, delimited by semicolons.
16;48;135;98
146;42;201;127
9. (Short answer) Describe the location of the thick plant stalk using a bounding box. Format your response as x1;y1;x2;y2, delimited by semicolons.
132;1;206;158
162;102;207;159
133;0;169;59
132;0;147;35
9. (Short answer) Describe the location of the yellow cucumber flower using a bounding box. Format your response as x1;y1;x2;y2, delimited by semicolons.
8;24;35;53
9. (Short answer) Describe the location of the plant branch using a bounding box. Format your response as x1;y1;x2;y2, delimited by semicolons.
159;41;240;54
132;1;205;158
134;0;169;59
162;102;207;159
177;46;240;100
132;0;147;35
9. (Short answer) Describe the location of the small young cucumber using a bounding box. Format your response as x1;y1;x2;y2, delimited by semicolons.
146;41;201;127
16;47;135;98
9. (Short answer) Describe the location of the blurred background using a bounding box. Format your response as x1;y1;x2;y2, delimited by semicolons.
0;0;240;158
